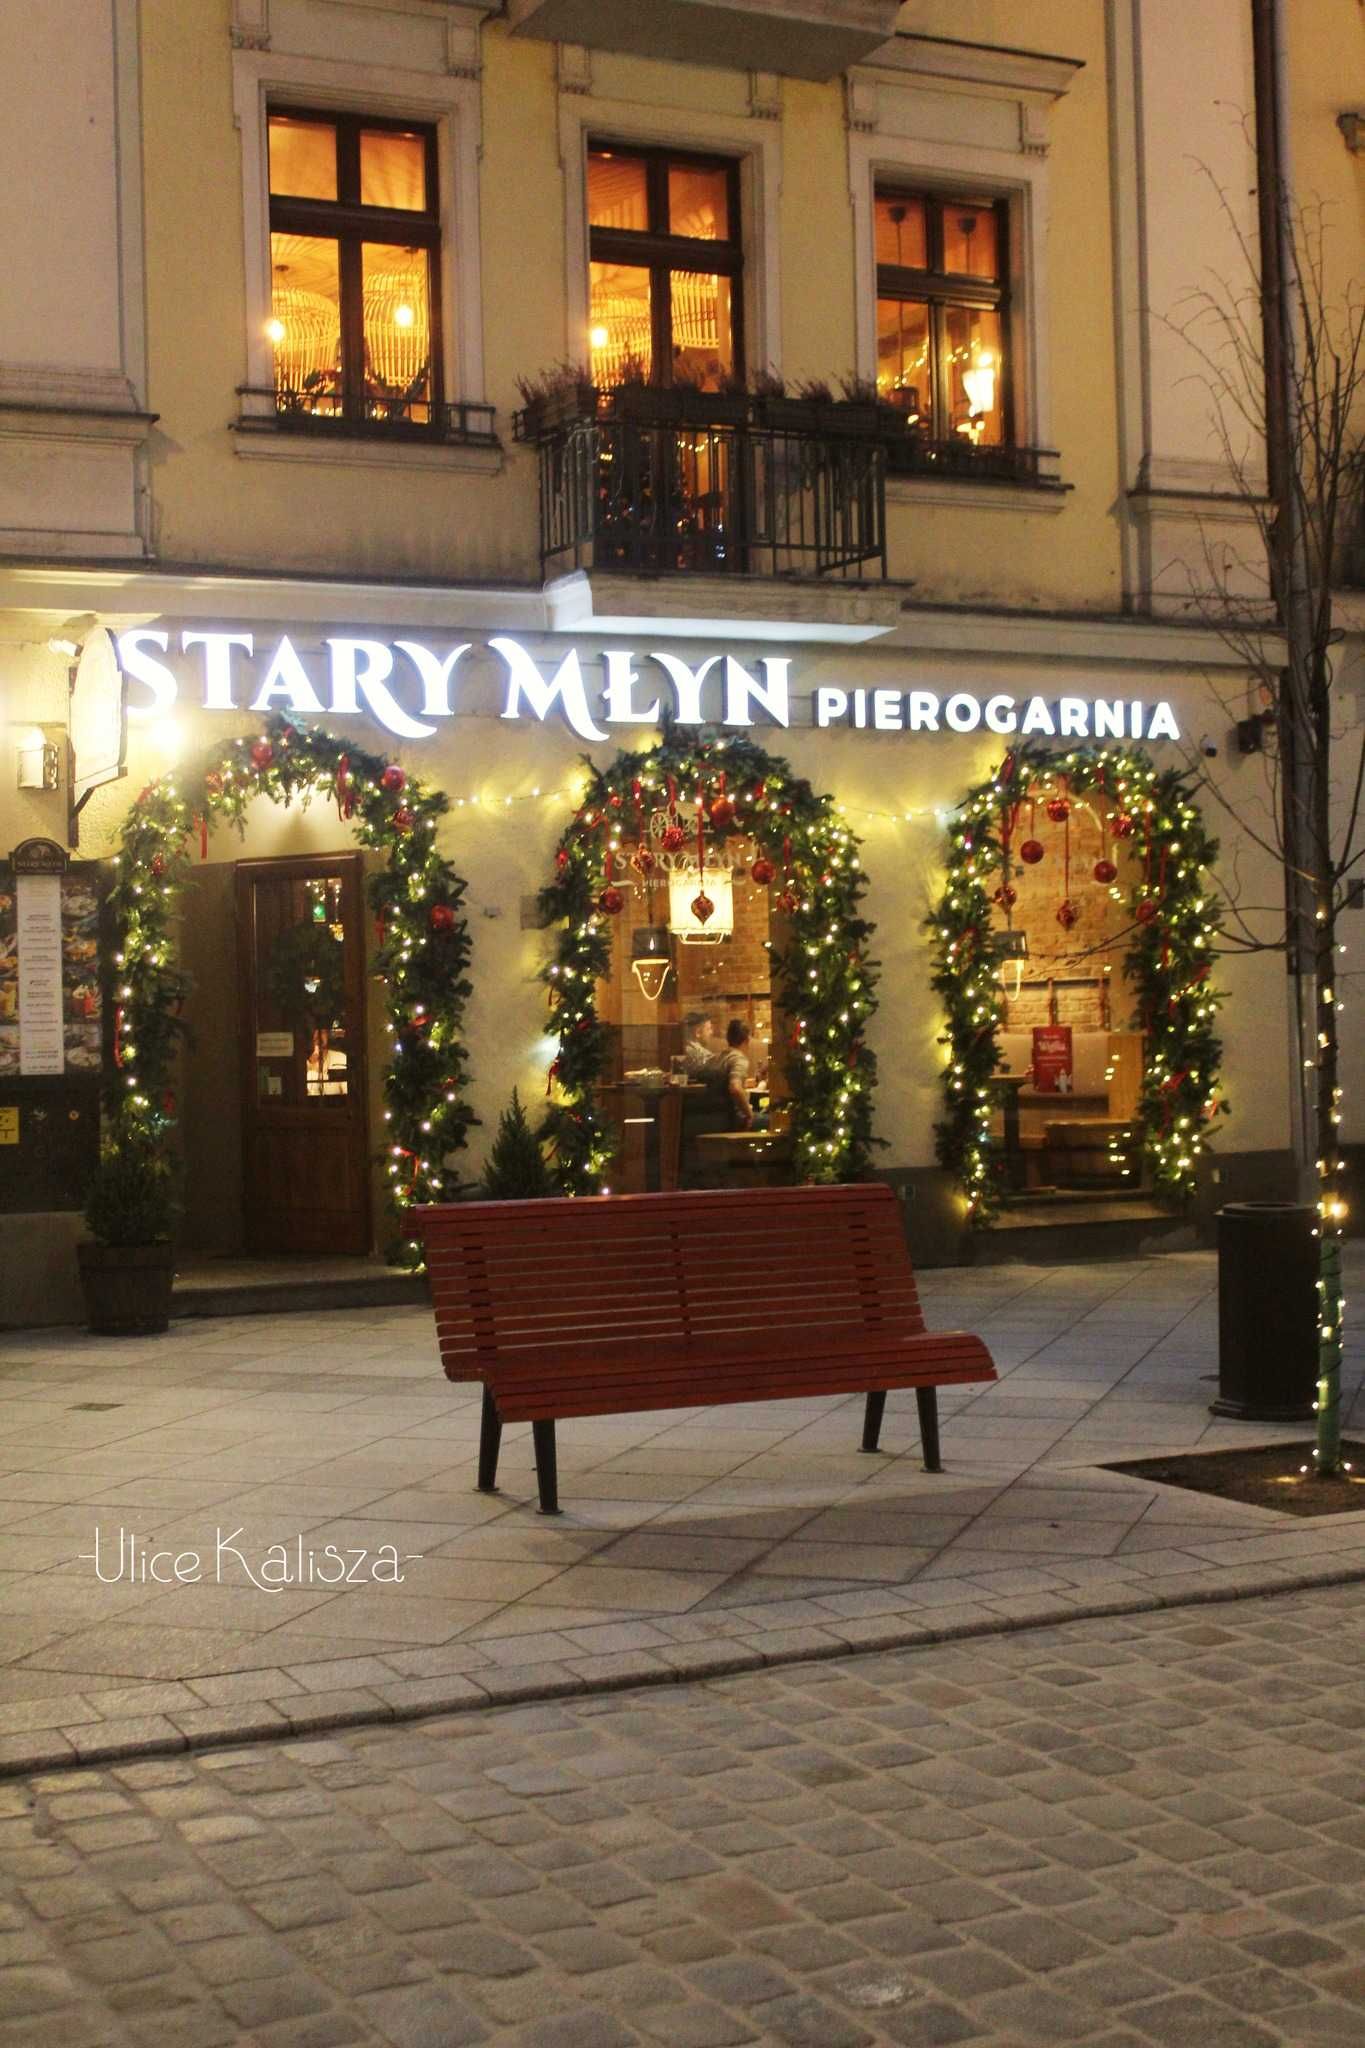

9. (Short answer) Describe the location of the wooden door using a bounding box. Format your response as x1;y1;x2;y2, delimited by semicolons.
236;854;371;1255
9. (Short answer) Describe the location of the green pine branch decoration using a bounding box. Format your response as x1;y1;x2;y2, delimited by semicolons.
537;726;879;1193
928;740;1228;1225
104;713;475;1266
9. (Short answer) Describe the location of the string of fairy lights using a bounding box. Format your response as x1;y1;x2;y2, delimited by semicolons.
106;715;475;1268
536;728;879;1193
928;742;1230;1226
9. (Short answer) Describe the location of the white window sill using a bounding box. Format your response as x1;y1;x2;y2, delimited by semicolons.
886;475;1070;514
231;427;503;476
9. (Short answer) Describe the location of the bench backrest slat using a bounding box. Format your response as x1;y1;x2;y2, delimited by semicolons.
416;1184;924;1379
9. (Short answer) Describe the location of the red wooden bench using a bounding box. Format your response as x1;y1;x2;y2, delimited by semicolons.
414;1184;997;1515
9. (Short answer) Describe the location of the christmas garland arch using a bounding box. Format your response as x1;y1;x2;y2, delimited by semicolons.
105;713;474;1261
928;741;1228;1224
539;727;878;1191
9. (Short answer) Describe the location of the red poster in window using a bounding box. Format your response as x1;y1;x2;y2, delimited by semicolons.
1032;1026;1074;1095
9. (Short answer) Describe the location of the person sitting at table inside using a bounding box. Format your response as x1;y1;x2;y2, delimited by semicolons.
721;1019;768;1131
682;1011;724;1074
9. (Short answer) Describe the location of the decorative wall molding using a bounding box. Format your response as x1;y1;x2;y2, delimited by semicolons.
231;49;487;408
557;43;593;97
556;92;783;374
748;71;781;122
845;71;878;134
230;0;270;49
847;130;1053;455
862;32;1083;101
1019;102;1049;157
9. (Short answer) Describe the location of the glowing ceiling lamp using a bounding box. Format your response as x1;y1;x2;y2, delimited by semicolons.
668;867;733;945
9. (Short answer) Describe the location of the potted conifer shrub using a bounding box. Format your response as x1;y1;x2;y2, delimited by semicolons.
76;1140;177;1335
482;1091;556;1200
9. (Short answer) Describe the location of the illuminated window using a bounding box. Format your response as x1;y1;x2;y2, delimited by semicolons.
266;111;440;430
874;189;1009;447
587;144;741;390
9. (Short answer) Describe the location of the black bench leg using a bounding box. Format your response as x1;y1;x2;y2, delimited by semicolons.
532;1420;561;1516
477;1387;502;1494
861;1391;887;1453
916;1388;943;1474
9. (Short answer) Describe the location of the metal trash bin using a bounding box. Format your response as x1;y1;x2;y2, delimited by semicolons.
1212;1202;1317;1421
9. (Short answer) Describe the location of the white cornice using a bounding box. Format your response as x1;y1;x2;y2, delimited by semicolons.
858;32;1083;99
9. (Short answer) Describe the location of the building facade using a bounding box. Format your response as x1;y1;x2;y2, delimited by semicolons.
1;0;1362;1321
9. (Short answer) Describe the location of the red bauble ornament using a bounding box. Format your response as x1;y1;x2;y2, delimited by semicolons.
631;847;656;876
1111;812;1136;839
1056;900;1079;931
392;807;415;833
993;884;1017;909
1135;898;1160;925
709;795;735;830
750;856;776;886
1093;859;1118;886
775;888;800;915
429;904;456;933
690;890;715;926
1019;839;1045;865
555;848;570;871
380;765;406;794
250;739;274;771
1045;796;1070;823
598;886;625;915
608;793;623;809
662;824;687;853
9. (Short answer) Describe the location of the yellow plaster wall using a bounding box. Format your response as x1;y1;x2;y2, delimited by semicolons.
136;6;1125;612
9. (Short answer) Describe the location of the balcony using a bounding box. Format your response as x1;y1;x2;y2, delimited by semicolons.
516;392;888;581
504;0;900;82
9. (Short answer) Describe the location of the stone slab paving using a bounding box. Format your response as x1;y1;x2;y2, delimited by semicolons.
5;1582;1365;2046
0;1248;1363;1772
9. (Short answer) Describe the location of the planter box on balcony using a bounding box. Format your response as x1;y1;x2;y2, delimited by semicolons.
517;384;599;441
506;0;900;83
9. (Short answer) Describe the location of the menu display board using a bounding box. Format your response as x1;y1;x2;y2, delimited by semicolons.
0;842;103;1079
1031;1025;1075;1095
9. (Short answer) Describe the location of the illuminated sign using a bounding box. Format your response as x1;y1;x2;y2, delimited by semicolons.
116;631;1183;746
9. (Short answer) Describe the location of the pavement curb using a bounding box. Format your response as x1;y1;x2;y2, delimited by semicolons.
6;1554;1365;1782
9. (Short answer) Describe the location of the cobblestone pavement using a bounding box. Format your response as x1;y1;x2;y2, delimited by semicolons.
2;1249;1364;1770
5;1581;1365;2047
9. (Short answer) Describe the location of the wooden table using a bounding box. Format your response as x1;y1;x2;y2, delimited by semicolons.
986;1072;1030;1191
598;1082;702;1192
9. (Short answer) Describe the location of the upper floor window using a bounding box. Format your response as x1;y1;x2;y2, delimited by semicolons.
874;189;1009;448
266;110;441;431
587;144;743;390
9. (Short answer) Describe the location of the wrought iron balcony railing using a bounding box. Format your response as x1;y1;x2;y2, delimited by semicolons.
516;400;888;580
236;386;498;446
885;435;1063;486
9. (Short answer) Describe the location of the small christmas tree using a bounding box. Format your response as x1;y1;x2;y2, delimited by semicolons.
482;1091;555;1200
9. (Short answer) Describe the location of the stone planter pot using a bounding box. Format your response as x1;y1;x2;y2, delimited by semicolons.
76;1241;174;1336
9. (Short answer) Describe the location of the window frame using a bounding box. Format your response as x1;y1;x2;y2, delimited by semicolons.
230;44;493;469
874;187;1013;447
266;105;444;434
587;139;746;386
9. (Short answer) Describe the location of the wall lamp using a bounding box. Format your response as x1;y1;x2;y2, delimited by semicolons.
16;727;60;791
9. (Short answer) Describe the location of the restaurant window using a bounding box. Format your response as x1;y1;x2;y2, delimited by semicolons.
587;144;743;389
593;835;785;1193
874;189;1010;448
265;109;442;432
